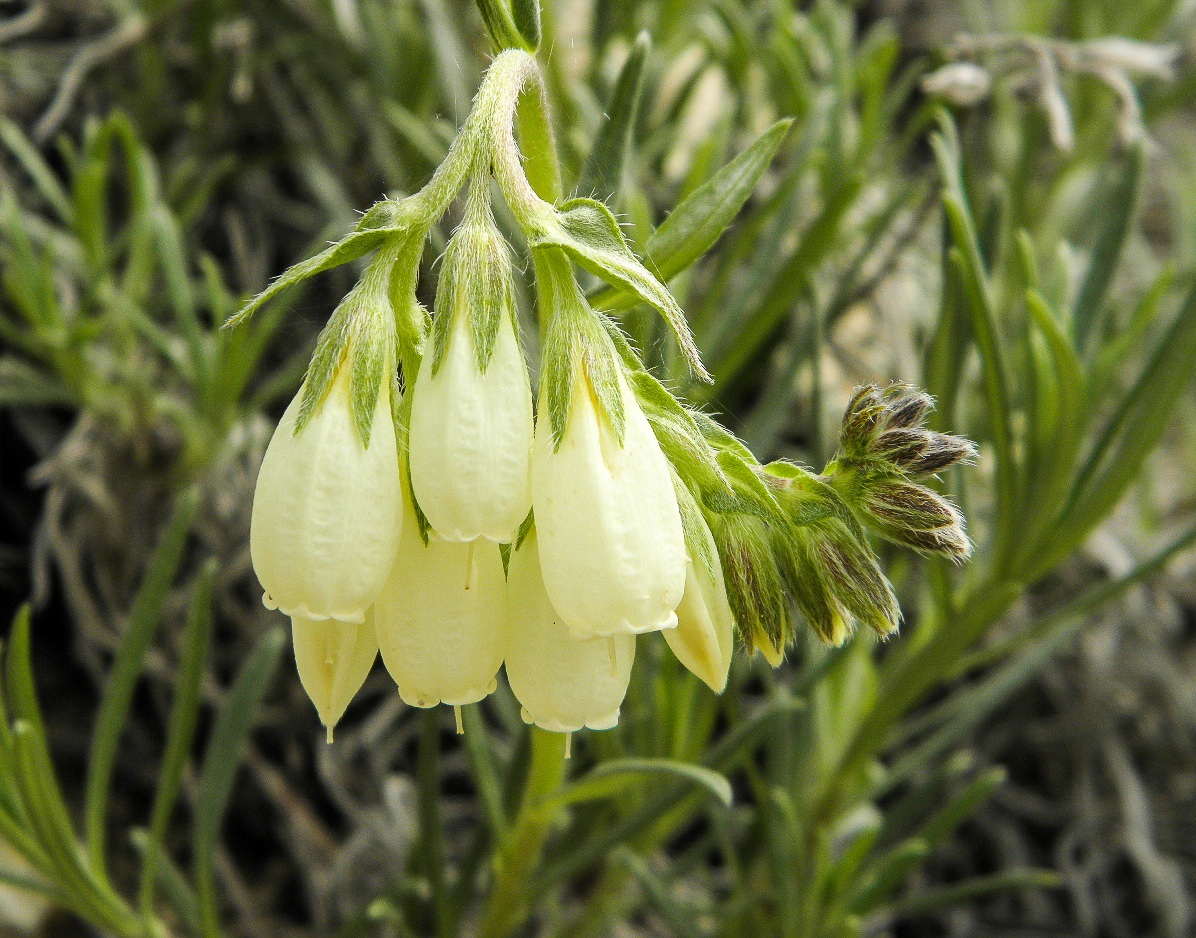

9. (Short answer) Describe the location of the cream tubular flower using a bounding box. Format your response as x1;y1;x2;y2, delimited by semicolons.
292;614;379;742
505;532;636;732
531;369;687;640
251;362;402;624
664;510;735;693
409;191;533;543
374;497;507;708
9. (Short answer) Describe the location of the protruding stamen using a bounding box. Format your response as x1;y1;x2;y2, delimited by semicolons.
454;704;464;735
465;541;476;591
564;731;573;760
326;725;334;745
607;637;617;676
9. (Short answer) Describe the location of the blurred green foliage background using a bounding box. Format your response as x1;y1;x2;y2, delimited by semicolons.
1;0;1195;936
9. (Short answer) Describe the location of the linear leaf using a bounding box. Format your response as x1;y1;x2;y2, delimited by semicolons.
543;757;733;810
224;226;401;328
649;119;792;283
577;32;651;205
0;117;73;224
194;628;285;938
85;487;200;869
1057;280;1196;566
139;559;215;918
1073;143;1145;355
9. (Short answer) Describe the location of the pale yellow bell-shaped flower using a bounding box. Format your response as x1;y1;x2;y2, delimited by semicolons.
409;309;533;543
251;365;402;624
505;532;636;732
531;371;686;640
292;613;379;742
664;515;735;693
374;496;507;708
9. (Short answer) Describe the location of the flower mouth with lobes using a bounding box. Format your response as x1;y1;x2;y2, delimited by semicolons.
530;367;687;640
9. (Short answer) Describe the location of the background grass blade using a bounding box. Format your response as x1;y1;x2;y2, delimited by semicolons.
85;486;200;870
194;627;285;938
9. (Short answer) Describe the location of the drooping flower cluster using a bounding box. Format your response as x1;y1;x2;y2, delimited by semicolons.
237;48;976;744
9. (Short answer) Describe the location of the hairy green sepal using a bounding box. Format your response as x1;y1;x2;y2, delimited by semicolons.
531;198;711;382
535;248;626;448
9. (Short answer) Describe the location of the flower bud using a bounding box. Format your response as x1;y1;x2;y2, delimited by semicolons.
664;497;735;693
409;209;533;543
532;369;686;639
505;533;636;732
292;614;379;742
374;497;507;708
251;363;402;624
707;510;791;664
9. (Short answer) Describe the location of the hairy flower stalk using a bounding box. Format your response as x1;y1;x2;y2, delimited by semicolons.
505;532;636;732
408;183;533;543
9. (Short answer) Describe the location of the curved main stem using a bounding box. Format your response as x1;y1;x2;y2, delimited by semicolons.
394;49;559;231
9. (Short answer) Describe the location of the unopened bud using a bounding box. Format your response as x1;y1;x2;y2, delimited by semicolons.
860;481;971;562
707;510;791;664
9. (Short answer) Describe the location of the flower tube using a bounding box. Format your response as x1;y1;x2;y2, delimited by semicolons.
374;497;507;709
408;193;533;543
292;614;379;742
531;369;686;640
505;532;636;732
251;362;402;624
664;510;735;693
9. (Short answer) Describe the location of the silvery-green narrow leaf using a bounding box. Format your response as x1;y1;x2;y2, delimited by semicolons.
576;32;650;205
1054;278;1196;568
0;117;73;225
139;560;214;919
881;869;1061;918
195;628;286;938
85;487;200;870
224;227;402;328
544;757;732;809
647;119;792;283
847;838;930;914
1072;142;1145;356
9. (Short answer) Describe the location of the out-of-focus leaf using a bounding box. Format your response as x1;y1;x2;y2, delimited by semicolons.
543;757;732;810
139;559;214;918
577;33;651;205
649;119;792;283
85;487;200;869
194;628;285;938
1073;143;1145;356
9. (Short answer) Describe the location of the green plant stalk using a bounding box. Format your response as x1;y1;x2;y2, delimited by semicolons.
477;728;568;938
